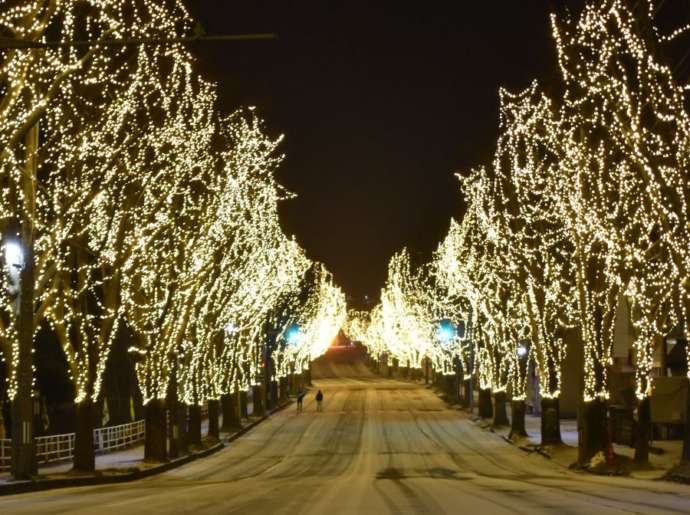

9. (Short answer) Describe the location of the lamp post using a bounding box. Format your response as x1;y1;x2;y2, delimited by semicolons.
437;320;458;402
9;121;39;480
286;324;302;387
509;343;530;439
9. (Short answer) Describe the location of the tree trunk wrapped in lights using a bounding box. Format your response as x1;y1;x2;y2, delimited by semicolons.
207;399;220;440
187;403;202;448
478;388;493;419
221;391;241;431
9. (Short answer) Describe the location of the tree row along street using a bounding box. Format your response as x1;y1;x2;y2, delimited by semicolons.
0;0;347;480
2;354;689;514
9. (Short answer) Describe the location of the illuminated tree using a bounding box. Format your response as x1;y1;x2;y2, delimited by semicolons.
453;166;533;429
344;309;371;347
433;219;480;406
551;0;690;465
0;0;195;473
492;83;577;444
378;250;432;373
285;263;347;373
124;108;297;454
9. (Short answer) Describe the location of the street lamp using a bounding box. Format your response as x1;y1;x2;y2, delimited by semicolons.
224;322;238;336
517;344;528;358
436;320;456;347
437;319;459;401
3;241;23;270
286;325;303;346
3;241;23;301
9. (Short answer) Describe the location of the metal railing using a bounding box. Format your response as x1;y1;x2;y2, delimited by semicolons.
0;438;9;470
94;419;145;453
0;419;145;471
35;432;76;463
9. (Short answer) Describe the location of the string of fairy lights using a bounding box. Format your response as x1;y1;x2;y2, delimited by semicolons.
0;1;346;414
2;0;690;440
348;0;690;410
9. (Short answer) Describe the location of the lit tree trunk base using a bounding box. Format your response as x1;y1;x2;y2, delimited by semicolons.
441;375;452;402
683;377;690;463
450;375;460;403
578;398;610;467
166;368;180;459
634;396;651;467
478;389;493;419
252;385;265;417
144;398;167;462
431;370;443;388
668;380;690;479
168;403;184;459
208;400;220;440
541;397;562;446
187;405;202;448
492;391;509;427
73;400;95;473
462;380;473;410
240;391;248;418
290;374;302;395
279;378;288;403
509;400;528;439
268;381;278;411
305;364;313;387
221;393;241;431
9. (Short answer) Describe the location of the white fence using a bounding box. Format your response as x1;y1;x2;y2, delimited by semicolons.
0;419;145;471
94;420;145;453
0;438;9;470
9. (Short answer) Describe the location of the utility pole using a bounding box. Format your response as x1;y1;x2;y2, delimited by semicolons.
12;122;38;479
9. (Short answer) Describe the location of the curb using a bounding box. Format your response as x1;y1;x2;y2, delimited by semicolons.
0;399;293;497
0;442;225;497
663;463;690;484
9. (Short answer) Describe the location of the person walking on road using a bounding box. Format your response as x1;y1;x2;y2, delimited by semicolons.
296;388;305;412
315;390;324;412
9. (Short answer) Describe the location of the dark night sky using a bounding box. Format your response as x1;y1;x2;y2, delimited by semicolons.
185;1;559;306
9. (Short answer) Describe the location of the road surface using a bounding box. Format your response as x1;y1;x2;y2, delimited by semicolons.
2;352;690;514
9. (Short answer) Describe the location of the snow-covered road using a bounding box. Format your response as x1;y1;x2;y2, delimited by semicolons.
2;375;690;514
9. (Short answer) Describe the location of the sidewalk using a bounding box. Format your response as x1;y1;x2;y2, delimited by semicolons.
0;418;213;480
0;401;291;495
478;406;684;480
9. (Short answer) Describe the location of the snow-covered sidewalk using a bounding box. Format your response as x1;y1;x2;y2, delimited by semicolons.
481;408;684;480
0;412;268;488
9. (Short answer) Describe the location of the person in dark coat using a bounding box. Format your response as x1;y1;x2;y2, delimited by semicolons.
296;388;305;412
315;390;324;412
